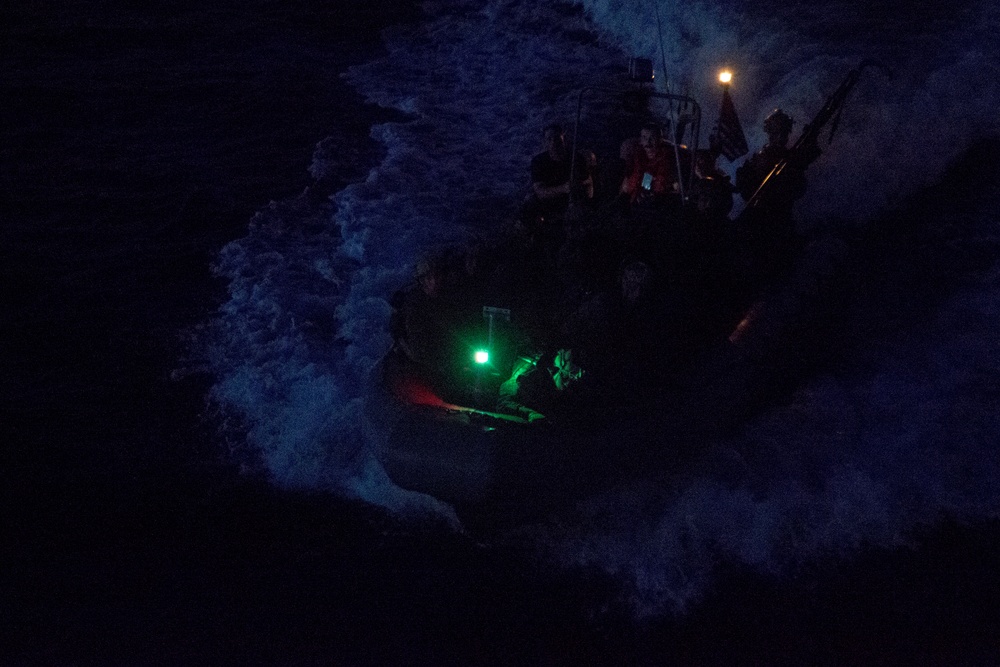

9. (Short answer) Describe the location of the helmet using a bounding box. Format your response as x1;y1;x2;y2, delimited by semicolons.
763;108;793;135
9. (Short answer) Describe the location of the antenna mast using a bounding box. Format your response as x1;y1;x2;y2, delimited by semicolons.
651;0;687;201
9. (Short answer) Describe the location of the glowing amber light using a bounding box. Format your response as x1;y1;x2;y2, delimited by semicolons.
719;70;733;84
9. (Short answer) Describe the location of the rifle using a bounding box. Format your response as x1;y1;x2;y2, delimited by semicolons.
741;60;879;215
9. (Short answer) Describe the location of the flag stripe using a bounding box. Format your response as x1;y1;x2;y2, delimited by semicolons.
711;88;749;162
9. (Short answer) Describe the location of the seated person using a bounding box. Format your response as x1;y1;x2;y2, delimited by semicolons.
619;123;687;207
496;348;584;421
522;123;594;227
389;256;465;388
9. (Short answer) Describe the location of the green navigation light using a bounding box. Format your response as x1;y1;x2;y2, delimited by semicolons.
474;350;489;364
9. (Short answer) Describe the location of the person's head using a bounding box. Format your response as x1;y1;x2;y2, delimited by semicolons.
763;109;793;146
414;257;440;297
543;123;566;158
639;123;663;158
552;348;583;391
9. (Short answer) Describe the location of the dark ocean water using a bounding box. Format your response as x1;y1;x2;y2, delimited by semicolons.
5;1;1000;664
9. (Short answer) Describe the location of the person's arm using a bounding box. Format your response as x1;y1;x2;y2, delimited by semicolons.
735;157;759;202
620;159;638;197
530;154;570;201
532;180;571;200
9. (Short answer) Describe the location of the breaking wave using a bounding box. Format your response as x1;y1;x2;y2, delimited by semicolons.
206;0;1000;612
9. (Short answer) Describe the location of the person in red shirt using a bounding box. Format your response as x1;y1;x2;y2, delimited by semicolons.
620;123;683;206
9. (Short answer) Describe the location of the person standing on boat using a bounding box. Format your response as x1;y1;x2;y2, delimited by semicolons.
735;108;821;284
735;108;819;207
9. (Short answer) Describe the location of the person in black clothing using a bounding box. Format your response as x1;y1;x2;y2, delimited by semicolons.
734;108;821;284
735;108;819;207
390;257;449;367
386;255;478;398
521;124;593;236
516;123;596;277
529;124;593;212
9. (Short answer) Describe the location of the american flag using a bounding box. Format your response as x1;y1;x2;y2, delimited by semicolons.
710;88;749;162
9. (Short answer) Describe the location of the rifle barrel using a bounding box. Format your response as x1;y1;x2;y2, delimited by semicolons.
741;61;874;215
